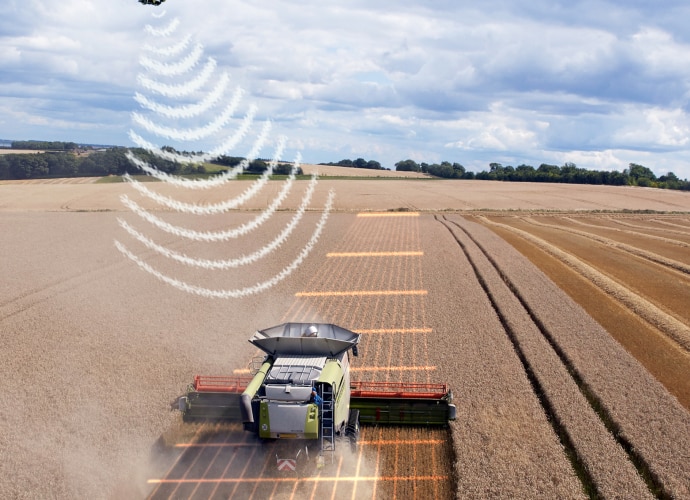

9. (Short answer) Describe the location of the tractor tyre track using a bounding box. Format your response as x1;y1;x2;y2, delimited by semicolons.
473;219;690;412
452;215;690;499
422;219;585;498
438;215;653;499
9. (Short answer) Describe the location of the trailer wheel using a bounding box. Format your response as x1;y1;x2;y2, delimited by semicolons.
345;409;360;452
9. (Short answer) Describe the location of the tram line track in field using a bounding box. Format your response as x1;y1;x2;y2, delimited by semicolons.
437;215;664;499
147;211;456;499
283;211;454;498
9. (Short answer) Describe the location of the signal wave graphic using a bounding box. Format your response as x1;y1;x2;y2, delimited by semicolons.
115;13;334;299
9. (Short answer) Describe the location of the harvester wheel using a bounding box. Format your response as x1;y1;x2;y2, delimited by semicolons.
345;409;360;452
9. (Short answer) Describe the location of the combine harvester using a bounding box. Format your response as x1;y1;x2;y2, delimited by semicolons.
178;323;456;467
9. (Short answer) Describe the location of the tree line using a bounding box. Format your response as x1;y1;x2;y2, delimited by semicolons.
0;147;205;180
211;155;300;175
0;147;301;180
319;158;384;170
395;159;473;179
395;159;690;190
1;142;686;191
10;140;80;151
0;148;132;179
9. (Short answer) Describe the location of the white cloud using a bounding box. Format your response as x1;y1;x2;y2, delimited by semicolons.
0;45;21;64
548;149;629;172
445;103;547;152
1;0;690;180
614;106;690;148
630;27;690;77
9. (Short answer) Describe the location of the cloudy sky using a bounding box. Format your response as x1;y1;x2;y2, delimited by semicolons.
2;0;690;178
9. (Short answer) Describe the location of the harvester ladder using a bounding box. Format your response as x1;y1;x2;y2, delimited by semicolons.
320;385;335;463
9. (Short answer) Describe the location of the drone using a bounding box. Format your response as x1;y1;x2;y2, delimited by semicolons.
139;0;166;5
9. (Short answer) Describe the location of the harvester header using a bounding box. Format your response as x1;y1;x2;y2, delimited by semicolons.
177;323;455;466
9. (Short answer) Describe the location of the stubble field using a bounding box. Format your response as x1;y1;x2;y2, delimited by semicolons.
1;177;689;499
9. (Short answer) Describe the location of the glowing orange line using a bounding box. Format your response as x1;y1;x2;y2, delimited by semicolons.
357;212;420;217
350;365;436;372
326;251;423;257
295;290;427;297
356;328;432;334
233;368;251;374
147;423;208;498
148;475;447;484
174;443;261;448
359;439;444;445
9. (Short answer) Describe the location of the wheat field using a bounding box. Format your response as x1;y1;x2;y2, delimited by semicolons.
1;177;689;498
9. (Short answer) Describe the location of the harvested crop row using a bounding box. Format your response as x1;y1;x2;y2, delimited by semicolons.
650;218;690;230
419;218;584;498
461;216;690;498
480;216;690;353
439;215;652;498
608;217;690;238
562;216;690;250
522;216;690;276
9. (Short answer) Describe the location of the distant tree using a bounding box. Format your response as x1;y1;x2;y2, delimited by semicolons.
658;172;681;189
246;159;268;173
608;170;629;186
353;158;368;169
214;155;244;167
538;163;559;174
0;155;9;179
395;159;420;172
426;162;454;178
626;163;656;186
659;172;679;183
87;148;131;175
274;163;302;175
432;157;687;190
320;157;386;170
46;152;79;176
452;163;466;177
536;163;560;182
515;164;535;180
11;140;77;151
77;157;101;176
127;148;178;174
6;154;49;178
